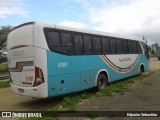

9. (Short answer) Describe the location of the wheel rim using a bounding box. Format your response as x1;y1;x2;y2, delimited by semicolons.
99;78;105;89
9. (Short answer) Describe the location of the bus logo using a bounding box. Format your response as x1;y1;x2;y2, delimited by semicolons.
2;112;11;117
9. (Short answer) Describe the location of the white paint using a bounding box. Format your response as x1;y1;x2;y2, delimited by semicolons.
7;24;34;50
106;54;139;68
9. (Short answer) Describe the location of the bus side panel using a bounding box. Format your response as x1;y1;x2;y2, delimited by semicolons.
47;51;149;97
100;54;149;82
34;47;48;98
47;51;109;96
73;70;95;93
112;54;149;82
48;74;74;97
47;52;107;76
139;54;150;72
101;54;139;82
73;72;81;92
80;70;94;90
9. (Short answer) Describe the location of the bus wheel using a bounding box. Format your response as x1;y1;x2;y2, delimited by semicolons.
96;74;107;91
140;65;144;74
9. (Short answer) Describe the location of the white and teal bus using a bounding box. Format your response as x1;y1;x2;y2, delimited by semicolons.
7;22;149;98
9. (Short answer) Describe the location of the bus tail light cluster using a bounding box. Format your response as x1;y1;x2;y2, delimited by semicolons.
33;67;44;87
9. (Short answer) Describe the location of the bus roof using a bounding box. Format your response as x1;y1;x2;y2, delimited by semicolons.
12;22;143;42
54;24;143;42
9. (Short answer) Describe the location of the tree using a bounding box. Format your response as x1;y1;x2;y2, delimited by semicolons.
142;35;148;44
0;25;13;49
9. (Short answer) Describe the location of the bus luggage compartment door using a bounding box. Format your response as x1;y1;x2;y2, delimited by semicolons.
48;74;74;97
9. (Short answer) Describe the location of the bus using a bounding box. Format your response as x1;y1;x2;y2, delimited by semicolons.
7;22;150;98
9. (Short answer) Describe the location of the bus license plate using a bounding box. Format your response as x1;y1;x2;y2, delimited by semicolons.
18;88;24;93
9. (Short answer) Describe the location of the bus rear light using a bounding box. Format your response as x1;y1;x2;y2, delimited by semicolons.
33;67;44;87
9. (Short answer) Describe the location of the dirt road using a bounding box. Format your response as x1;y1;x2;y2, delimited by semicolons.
0;60;160;112
0;87;62;111
149;60;160;71
0;88;52;111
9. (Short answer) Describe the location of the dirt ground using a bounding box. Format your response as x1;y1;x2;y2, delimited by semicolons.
149;59;160;71
0;60;160;119
0;88;60;111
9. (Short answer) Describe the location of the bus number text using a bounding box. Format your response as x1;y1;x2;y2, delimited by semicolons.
58;62;68;68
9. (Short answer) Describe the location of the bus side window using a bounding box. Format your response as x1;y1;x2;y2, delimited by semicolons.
128;40;134;54
83;35;92;54
46;31;62;53
110;38;117;54
74;34;84;54
122;40;129;54
93;36;101;54
102;37;110;54
61;32;72;45
137;41;142;54
47;31;61;46
117;39;123;54
133;41;138;54
60;32;73;54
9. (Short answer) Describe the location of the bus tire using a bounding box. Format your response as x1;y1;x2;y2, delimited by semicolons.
140;65;144;74
96;74;107;91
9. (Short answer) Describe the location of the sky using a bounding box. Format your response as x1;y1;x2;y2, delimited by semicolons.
0;0;160;45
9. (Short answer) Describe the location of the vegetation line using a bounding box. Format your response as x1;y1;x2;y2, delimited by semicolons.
0;80;10;88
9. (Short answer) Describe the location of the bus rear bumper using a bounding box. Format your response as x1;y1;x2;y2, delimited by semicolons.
10;83;48;98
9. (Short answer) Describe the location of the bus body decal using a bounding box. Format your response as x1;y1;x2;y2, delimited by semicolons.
10;61;34;72
100;55;140;73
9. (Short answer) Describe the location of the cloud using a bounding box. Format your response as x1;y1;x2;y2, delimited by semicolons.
69;0;160;44
88;0;160;32
60;20;87;28
0;0;29;19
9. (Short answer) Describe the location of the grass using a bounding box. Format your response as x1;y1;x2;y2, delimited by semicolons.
19;93;90;120
98;72;154;96
87;111;98;119
0;81;10;88
49;93;90;112
0;63;8;71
